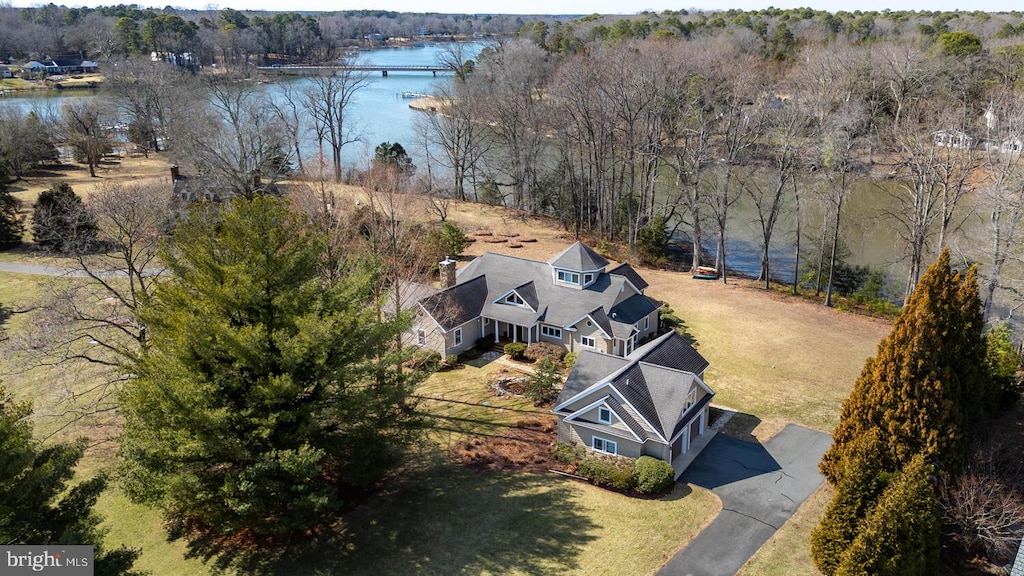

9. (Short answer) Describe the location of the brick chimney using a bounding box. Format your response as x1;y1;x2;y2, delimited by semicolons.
439;257;457;289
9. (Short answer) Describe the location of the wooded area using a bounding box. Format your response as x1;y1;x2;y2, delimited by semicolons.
5;6;1024;316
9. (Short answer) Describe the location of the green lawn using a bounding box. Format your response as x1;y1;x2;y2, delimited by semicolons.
222;452;718;576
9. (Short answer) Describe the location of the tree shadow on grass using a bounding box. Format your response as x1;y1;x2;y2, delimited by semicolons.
181;449;599;575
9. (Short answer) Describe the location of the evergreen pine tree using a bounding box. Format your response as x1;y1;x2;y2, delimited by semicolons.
833;454;940;576
0;385;142;575
31;182;98;253
820;249;987;483
118;197;424;540
0;186;23;250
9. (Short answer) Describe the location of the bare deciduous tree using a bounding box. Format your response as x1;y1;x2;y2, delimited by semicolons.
303;65;371;182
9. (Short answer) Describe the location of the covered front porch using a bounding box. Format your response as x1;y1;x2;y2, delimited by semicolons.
480;317;538;346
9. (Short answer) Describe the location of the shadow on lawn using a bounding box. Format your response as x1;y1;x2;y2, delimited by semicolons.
183;450;598;575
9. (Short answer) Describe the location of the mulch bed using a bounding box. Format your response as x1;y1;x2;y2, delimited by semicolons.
450;416;567;473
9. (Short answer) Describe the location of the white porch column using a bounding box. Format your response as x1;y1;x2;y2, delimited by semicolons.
494;320;499;343
527;326;532;345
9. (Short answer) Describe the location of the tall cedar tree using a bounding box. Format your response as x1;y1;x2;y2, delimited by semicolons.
0;386;142;575
833;454;941;576
0;185;23;249
32;182;98;253
118;196;423;539
820;248;989;484
810;430;896;575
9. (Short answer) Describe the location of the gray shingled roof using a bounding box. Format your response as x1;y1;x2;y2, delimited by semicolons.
634;331;709;375
1013;538;1024;576
513;281;539;310
609;293;660;325
451;251;657;333
548;241;610;272
604;395;651;440
608;263;649;291
557;351;629;405
556;331;713;442
418;275;489;330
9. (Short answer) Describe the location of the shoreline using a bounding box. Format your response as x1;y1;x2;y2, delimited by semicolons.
408;96;443;112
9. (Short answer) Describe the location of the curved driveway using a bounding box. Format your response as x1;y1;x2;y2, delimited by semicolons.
659;424;831;576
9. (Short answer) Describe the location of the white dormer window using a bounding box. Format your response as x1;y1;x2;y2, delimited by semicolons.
505;292;525;306
685;389;697;410
598;406;612;424
583;273;594;286
557;270;580;285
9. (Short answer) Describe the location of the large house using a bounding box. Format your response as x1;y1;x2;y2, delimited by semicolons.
553;330;714;477
407;242;661;358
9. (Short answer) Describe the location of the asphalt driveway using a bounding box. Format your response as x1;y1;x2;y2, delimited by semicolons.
658;424;831;576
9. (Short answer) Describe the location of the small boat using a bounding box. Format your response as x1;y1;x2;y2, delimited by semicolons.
693;265;719;280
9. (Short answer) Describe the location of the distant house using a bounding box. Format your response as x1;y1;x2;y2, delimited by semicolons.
1;68;12;79
47;58;98;74
553;330;714;478
406;242;661;359
1000;136;1024;154
933;129;973;150
23;61;50;74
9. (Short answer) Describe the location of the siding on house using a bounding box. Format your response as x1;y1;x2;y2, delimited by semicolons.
566;424;643;459
576;404;635;436
573;321;612;354
443;317;482;356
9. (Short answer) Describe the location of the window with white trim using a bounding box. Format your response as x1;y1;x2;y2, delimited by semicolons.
541;325;562;339
685;389;697;410
592;436;617;455
598;406;612;424
417;329;427;347
644;316;650;330
454;328;462;346
504;292;525;306
584;273;594;285
580;335;596;348
557;270;580;285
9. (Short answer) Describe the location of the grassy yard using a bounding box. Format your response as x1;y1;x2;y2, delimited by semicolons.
0;186;894;574
640;270;889;432
85;356;719;576
194;449;719;576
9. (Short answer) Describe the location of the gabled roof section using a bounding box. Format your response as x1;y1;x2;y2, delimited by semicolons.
555;331;714;444
631;331;709;375
423;250;656;335
563;395;647;442
557;351;629;406
513;281;539;310
608;293;659;327
548;241;609;272
608;263;649;291
587;307;614;338
418;275;488;331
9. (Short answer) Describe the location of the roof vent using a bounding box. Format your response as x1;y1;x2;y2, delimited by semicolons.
611;312;617;319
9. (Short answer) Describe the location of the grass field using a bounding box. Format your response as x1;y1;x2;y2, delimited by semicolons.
0;161;893;574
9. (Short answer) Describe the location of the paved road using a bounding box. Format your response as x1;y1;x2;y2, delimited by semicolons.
0;261;84;277
659;424;831;576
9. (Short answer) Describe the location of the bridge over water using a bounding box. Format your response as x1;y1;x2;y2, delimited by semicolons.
257;64;451;77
